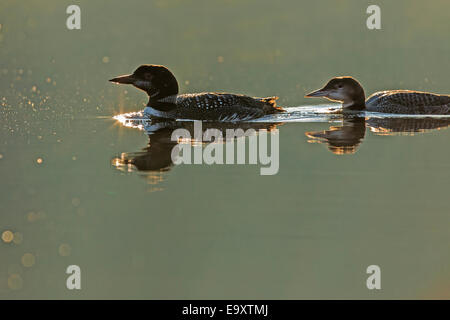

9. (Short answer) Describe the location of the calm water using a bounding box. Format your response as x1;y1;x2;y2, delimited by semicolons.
1;0;450;299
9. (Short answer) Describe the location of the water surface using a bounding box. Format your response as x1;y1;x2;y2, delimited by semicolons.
1;0;450;299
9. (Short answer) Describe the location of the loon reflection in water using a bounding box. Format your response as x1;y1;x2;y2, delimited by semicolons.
306;117;366;155
112;112;450;175
306;116;450;154
112;119;281;179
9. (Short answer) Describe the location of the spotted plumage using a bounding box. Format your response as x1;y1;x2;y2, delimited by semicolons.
170;93;280;121
306;76;450;115
110;65;283;121
366;90;450;114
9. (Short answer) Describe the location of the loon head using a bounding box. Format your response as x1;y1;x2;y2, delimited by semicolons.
110;65;179;101
305;76;366;111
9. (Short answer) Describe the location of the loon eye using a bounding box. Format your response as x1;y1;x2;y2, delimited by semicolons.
144;73;152;80
337;85;343;89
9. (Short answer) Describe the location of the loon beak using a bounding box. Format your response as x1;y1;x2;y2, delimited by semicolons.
109;74;135;84
305;88;329;98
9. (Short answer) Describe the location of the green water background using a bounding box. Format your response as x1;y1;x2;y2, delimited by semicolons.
0;0;449;299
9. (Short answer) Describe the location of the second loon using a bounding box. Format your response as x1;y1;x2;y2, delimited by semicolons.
305;76;450;114
110;65;284;121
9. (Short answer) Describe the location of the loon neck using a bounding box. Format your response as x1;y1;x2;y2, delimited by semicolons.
148;94;178;112
343;98;366;111
343;90;366;111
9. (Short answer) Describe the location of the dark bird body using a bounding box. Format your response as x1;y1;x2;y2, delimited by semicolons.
153;92;280;121
365;90;450;114
110;65;283;121
306;77;450;115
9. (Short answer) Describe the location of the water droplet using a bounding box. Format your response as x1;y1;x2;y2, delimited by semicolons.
71;198;80;207
21;253;35;267
1;230;13;243
27;212;37;222
8;274;23;290
59;243;71;257
102;56;110;63
36;157;43;164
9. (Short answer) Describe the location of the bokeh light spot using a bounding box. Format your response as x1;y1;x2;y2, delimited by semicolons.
59;243;71;257
7;274;23;290
1;230;14;243
21;253;35;267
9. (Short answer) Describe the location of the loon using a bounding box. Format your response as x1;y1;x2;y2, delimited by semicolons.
305;117;366;155
305;76;450;114
110;65;284;121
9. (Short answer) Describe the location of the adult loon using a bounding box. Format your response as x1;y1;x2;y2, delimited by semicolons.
110;65;284;121
305;76;450;114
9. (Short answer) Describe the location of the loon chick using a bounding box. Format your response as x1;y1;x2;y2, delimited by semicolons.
110;65;284;121
305;76;450;114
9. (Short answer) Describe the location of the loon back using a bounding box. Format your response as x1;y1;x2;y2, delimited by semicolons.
171;92;282;121
366;90;450;114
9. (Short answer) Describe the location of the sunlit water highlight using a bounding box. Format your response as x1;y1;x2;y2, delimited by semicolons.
113;104;450;131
